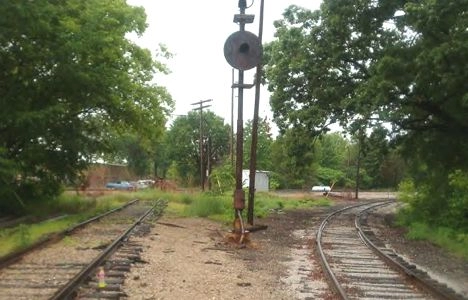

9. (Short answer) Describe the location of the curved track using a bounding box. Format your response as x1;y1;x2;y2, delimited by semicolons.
0;199;166;299
316;201;459;300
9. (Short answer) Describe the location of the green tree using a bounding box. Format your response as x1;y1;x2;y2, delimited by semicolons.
380;149;406;188
314;133;348;171
165;112;230;187
152;135;171;179
314;133;349;187
264;3;399;135
359;125;390;188
243;117;274;171
265;0;468;230
269;128;315;189
0;0;173;214
209;161;235;195
108;134;153;178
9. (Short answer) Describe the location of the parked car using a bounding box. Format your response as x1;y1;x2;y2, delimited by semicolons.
311;185;331;193
105;181;135;190
136;179;155;189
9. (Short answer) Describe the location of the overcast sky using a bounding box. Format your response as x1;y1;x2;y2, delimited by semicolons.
126;0;322;134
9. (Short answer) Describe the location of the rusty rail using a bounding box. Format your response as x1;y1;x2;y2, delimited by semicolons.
356;202;464;300
50;199;165;299
0;199;138;269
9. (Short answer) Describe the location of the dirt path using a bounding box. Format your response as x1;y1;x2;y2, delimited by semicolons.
122;217;296;299
121;198;467;299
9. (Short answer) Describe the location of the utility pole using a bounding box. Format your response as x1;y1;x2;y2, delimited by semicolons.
191;99;212;191
355;128;363;200
247;0;265;225
234;1;246;228
207;136;212;190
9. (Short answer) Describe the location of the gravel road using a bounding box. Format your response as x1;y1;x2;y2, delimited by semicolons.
121;195;467;299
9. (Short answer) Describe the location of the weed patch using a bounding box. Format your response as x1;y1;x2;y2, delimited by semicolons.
406;222;468;259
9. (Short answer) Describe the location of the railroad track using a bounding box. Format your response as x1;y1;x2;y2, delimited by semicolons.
0;199;166;299
317;200;463;300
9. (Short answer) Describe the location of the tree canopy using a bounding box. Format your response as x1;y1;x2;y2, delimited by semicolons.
0;0;173;213
265;0;467;154
269;127;315;188
165;111;230;187
242;118;274;171
264;0;468;230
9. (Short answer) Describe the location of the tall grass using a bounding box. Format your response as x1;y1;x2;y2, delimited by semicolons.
164;190;332;223
401;221;468;259
185;195;228;218
0;188;332;258
0;192;135;258
0;214;84;257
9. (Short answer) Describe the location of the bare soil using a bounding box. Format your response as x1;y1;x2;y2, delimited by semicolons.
122;194;468;299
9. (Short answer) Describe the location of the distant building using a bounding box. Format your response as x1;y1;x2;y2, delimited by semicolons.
85;163;136;189
242;170;269;192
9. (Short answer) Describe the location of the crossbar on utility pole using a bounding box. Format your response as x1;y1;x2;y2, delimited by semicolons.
191;99;212;191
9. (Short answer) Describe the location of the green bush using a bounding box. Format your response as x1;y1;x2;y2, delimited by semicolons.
209;163;235;195
446;170;468;230
55;194;97;214
398;170;468;231
180;194;193;205
186;196;226;217
402;221;468;259
397;170;468;258
17;224;31;247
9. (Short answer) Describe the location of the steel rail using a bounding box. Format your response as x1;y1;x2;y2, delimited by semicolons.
65;199;138;233
355;202;463;300
50;199;162;300
0;199;139;269
316;200;390;300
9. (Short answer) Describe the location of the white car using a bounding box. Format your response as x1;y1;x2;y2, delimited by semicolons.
311;185;331;192
136;179;155;189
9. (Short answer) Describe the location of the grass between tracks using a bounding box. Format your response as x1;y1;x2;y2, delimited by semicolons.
0;189;331;258
0;193;129;258
161;190;332;223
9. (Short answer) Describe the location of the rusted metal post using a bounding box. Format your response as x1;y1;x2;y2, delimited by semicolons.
234;0;247;223
231;68;235;168
200;107;204;191
225;0;261;238
247;0;265;226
